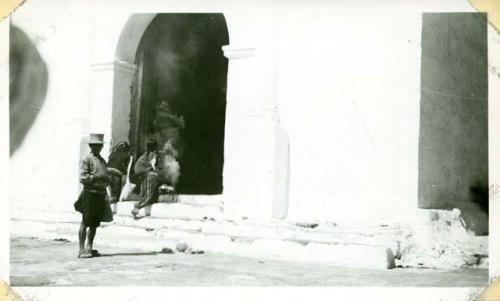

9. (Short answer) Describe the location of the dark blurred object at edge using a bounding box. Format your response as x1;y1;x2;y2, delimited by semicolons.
10;24;48;156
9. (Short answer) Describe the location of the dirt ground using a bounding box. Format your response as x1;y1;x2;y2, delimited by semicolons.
10;237;488;287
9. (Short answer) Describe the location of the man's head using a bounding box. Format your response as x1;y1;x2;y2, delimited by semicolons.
89;143;103;154
122;143;130;153
88;133;104;154
146;139;158;153
113;141;130;153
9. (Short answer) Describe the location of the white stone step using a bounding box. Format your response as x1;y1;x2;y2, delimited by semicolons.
11;206;488;270
12;205;402;249
11;219;396;270
115;201;224;220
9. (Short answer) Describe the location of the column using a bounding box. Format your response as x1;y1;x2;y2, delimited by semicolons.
89;60;136;158
87;14;136;158
221;13;288;220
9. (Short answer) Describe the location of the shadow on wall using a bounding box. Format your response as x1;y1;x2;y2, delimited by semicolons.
442;200;488;236
9;24;49;156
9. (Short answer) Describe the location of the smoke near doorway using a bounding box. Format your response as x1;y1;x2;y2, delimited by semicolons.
130;14;229;195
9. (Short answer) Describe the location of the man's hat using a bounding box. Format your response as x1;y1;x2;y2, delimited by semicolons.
88;133;104;144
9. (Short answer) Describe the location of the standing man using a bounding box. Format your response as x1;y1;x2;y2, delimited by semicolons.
76;133;109;258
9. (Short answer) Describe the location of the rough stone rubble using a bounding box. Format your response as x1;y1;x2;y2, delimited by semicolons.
398;208;488;269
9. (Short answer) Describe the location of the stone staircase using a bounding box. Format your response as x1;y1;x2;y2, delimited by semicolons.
11;201;489;270
11;201;405;270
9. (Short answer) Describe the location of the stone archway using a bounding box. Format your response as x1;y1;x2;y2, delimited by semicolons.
109;14;157;150
115;14;158;64
89;12;288;218
124;14;230;195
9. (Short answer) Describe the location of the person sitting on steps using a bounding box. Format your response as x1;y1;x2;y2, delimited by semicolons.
107;141;130;204
131;139;160;219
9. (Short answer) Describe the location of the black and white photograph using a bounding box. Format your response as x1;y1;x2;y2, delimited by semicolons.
2;0;500;299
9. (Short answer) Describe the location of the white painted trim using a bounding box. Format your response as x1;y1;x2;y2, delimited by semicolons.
222;45;255;59
90;60;137;73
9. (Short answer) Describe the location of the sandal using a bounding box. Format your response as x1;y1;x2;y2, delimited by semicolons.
91;249;101;257
78;250;92;259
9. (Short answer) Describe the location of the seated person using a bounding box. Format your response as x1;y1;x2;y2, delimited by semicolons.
131;139;160;218
107;142;130;204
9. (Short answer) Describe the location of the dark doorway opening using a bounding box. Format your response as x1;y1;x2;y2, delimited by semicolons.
418;13;488;234
130;14;229;195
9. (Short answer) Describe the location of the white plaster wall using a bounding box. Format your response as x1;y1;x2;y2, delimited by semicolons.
88;14;136;155
277;14;422;224
10;7;93;212
9;12;139;213
221;14;281;219
9;0;478;225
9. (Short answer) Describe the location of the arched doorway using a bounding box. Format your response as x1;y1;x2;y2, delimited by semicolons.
121;14;229;195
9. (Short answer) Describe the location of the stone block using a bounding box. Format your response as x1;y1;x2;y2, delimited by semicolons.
150;203;223;220
116;202;138;216
304;242;396;270
250;239;304;259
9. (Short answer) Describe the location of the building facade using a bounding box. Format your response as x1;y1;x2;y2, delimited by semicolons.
9;1;493;233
